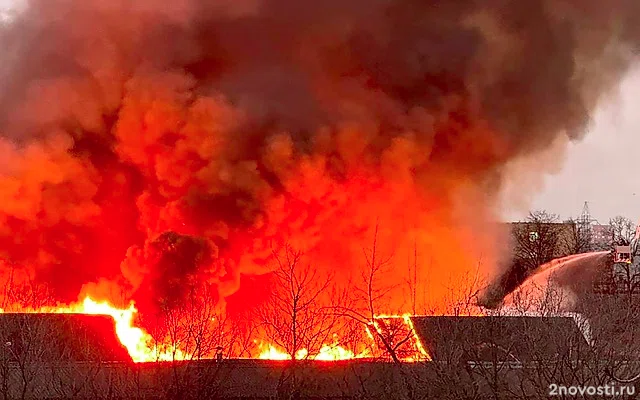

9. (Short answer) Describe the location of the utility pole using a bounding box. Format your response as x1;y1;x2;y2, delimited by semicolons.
578;201;596;226
578;201;597;251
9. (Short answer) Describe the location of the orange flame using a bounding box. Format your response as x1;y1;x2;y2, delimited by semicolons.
0;296;183;362
370;314;431;362
256;314;433;362
256;342;370;361
257;344;292;360
401;315;431;362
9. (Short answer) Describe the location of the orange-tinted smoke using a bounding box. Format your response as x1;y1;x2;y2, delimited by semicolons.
0;0;639;318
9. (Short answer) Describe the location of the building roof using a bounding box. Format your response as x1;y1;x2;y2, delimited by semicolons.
0;313;132;362
410;316;590;363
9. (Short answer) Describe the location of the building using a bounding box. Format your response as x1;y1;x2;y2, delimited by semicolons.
411;316;591;365
0;313;131;363
592;224;613;249
506;221;578;260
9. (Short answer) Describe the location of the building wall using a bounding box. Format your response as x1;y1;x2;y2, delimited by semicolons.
506;221;577;260
592;224;613;250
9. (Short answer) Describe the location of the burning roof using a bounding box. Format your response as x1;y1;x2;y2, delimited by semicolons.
0;0;640;359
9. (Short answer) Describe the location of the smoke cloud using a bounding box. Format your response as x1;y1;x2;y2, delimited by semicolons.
0;0;638;317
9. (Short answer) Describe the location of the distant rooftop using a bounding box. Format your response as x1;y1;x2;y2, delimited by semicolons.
410;316;590;363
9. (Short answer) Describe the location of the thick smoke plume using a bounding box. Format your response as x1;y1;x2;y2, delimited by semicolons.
0;0;638;318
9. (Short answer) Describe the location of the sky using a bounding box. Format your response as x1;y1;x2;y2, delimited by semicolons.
0;0;638;225
0;0;19;19
503;66;640;224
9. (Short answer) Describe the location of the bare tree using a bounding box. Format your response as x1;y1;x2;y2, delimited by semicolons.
479;269;640;400
2;276;143;399
329;223;427;400
511;211;567;273
153;284;223;361
254;243;350;400
610;261;640;297
0;265;55;312
609;216;636;246
562;218;593;254
257;243;344;360
440;260;488;317
145;282;262;399
0;300;120;400
331;223;414;363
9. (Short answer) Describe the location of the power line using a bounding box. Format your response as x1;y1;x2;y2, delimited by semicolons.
578;201;599;226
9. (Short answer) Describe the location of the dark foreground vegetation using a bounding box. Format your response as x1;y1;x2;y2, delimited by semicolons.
0;356;639;400
1;298;640;400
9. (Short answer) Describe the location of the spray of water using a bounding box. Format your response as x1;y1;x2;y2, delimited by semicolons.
502;251;611;312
